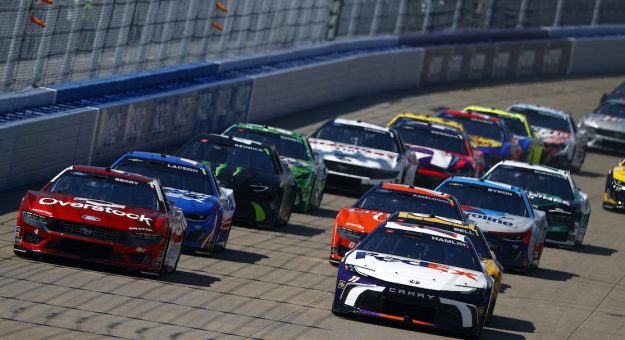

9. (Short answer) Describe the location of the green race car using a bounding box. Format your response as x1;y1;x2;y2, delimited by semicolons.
222;123;327;213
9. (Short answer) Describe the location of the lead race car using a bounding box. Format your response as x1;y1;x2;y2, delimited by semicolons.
330;183;465;263
387;112;485;187
111;152;236;254
484;160;591;247
14;165;186;277
508;103;587;171
578;99;625;152
309;118;417;191
332;216;492;338
177;134;297;228
222;123;327;213
436;177;548;272
603;158;625;211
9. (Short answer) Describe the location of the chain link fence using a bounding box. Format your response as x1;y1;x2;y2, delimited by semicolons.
2;0;625;93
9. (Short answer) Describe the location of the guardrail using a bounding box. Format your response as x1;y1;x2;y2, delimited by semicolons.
1;26;625;190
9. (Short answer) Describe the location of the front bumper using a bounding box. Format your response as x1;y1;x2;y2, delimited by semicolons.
329;228;366;263
332;267;488;336
585;128;625;152
604;182;625;211
14;223;166;274
232;195;279;226
182;217;218;253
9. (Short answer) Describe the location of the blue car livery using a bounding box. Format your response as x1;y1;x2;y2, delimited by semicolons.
436;177;548;272
112;151;235;254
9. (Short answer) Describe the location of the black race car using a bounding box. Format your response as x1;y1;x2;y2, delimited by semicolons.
177;134;297;228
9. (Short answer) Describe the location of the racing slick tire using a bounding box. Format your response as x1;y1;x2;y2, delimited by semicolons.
274;191;295;227
570;147;585;173
161;233;181;275
308;179;322;212
485;296;497;325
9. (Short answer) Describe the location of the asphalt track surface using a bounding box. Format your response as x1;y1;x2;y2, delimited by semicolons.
1;75;625;339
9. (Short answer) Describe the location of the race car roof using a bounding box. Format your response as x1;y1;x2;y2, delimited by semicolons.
389;112;464;131
384;220;469;243
444;176;524;194
333;118;391;133
228;122;300;138
381;183;452;200
119;151;208;171
439;108;500;123
491;160;569;178
464;105;526;122
68;165;155;183
508;103;569;120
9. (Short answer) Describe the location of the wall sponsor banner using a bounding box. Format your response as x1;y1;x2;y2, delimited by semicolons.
92;78;253;164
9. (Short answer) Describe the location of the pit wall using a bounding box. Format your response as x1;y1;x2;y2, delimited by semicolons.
1;27;625;190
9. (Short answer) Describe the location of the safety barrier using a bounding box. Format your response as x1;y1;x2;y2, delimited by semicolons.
2;28;625;190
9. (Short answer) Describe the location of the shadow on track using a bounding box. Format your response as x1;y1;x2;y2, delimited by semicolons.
310;207;339;219
487;314;535;334
499;283;512;294
574;169;604;178
575;243;618;256
160;270;221;287
210;248;269;264
528;267;579;282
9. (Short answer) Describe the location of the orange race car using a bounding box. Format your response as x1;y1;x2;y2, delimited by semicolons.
329;182;465;263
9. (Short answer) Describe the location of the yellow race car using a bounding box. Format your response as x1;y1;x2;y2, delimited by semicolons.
604;158;625;211
464;106;544;165
387;211;504;324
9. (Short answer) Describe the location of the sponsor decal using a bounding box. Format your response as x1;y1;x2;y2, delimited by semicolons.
114;177;139;185
387;287;436;300
527;191;570;206
430;129;460;139
81;215;101;222
129;226;154;232
409;279;420;285
39;198;153;226
338;280;346;289
467;212;514;226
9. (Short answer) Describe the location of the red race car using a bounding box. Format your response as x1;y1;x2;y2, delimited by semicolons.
329;182;465;263
14;165;186;277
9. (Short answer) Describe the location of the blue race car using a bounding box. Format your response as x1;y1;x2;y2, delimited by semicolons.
436;177;548;272
112;151;236;254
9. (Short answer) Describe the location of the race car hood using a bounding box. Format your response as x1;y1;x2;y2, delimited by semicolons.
612;164;625;183
582;113;625;132
22;191;163;232
525;190;572;209
280;156;312;169
163;187;220;215
345;251;488;291
469;135;503;149
335;208;389;234
462;206;534;233
409;145;456;170
533;127;572;146
211;163;281;192
310;139;399;170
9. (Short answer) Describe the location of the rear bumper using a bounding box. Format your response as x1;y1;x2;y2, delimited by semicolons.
484;234;531;271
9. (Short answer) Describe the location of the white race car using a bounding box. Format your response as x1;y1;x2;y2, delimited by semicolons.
508;103;587;171
309;118;417;190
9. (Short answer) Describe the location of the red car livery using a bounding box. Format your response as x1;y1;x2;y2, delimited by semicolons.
14;165;186;277
329;183;465;263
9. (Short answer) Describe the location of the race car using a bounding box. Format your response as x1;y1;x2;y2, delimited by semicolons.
464;105;544;164
603;158;625;211
329;183;465;263
387;211;503;324
14;165;186;277
222;123;327;213
176;134;297;228
111;152;236;254
387;113;485;187
309;118;417;191
437;109;521;169
436;177;548;272
578;99;625;152
484;161;591;247
332;216;492;338
508;103;587;171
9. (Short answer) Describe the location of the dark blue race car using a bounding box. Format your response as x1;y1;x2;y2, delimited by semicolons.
112;151;236;254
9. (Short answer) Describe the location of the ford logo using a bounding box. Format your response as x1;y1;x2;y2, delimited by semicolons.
81;215;101;222
79;227;93;236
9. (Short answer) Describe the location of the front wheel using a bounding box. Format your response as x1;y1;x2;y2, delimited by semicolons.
161;233;182;275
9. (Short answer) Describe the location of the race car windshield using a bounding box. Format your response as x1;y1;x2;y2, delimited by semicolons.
500;117;528;137
178;141;277;174
508;106;571;132
438;182;528;217
223;128;309;161
48;171;159;211
359;227;482;271
354;189;463;221
486;166;575;201
312;123;398;153
594;101;625;119
392;122;468;155
114;158;215;196
443;115;504;142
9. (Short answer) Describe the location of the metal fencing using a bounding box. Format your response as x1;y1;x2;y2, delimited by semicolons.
1;0;624;93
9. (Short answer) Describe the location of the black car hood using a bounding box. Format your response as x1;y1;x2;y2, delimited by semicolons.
211;163;281;189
